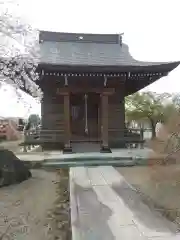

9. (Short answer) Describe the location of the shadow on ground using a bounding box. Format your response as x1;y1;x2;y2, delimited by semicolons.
73;183;115;240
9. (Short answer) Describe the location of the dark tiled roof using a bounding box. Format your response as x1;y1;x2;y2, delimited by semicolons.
38;31;180;71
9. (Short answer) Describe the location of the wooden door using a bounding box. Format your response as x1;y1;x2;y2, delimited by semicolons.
70;94;85;140
70;93;100;142
87;93;100;140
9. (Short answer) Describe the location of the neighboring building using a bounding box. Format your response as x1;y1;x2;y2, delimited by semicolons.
17;118;26;131
0;117;21;141
127;120;152;140
35;31;180;152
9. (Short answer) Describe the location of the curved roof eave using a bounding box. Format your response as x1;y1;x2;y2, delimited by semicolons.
37;61;180;73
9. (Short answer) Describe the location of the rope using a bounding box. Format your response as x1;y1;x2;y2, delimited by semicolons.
84;94;88;134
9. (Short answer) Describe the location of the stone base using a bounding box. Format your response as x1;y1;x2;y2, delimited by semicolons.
109;140;126;149
100;145;112;153
41;142;64;151
63;146;73;154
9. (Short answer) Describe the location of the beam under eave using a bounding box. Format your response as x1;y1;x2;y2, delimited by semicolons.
56;87;115;95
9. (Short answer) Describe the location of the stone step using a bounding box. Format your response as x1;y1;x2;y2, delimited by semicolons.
43;155;133;162
42;159;135;168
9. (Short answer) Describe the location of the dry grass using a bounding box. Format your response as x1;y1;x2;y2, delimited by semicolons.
118;165;180;208
148;113;180;164
146;114;180;213
47;168;71;240
117;113;180;226
117;165;180;226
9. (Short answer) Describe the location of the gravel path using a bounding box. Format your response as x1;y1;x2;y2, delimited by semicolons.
0;169;63;240
0;140;23;153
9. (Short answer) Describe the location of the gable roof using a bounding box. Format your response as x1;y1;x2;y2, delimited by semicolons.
38;31;180;72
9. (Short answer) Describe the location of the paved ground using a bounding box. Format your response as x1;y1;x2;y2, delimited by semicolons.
0;140;22;153
70;166;180;239
0;139;40;153
12;147;180;239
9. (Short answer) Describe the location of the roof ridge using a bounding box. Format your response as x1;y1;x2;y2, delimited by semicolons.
39;30;121;36
39;31;123;44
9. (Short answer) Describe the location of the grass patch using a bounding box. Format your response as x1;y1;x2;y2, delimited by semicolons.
46;168;71;240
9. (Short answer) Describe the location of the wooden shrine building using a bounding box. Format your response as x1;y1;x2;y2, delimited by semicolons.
36;31;179;153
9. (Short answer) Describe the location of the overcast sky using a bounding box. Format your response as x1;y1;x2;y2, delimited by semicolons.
0;0;180;117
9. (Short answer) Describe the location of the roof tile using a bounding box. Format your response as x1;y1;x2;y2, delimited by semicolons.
38;31;180;71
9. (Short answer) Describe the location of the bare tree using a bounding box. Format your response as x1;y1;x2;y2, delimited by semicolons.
0;0;42;99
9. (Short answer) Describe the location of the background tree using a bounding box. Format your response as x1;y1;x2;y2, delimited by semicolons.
125;92;177;138
28;114;41;128
171;93;180;112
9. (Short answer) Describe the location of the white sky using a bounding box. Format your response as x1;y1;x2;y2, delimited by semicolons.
0;0;180;117
0;83;41;118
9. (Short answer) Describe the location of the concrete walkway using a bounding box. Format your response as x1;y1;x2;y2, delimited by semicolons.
70;166;180;240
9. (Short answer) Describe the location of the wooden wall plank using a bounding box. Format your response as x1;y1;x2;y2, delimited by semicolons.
41;81;65;148
108;88;125;146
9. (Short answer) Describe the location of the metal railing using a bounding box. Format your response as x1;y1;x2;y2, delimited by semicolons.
23;129;64;143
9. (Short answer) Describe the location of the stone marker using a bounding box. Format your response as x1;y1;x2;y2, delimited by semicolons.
0;149;31;187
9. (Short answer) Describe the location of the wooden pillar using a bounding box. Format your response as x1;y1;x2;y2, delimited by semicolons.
98;105;101;140
63;92;72;153
101;92;111;153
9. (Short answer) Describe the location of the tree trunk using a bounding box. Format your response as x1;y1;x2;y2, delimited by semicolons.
149;119;156;139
